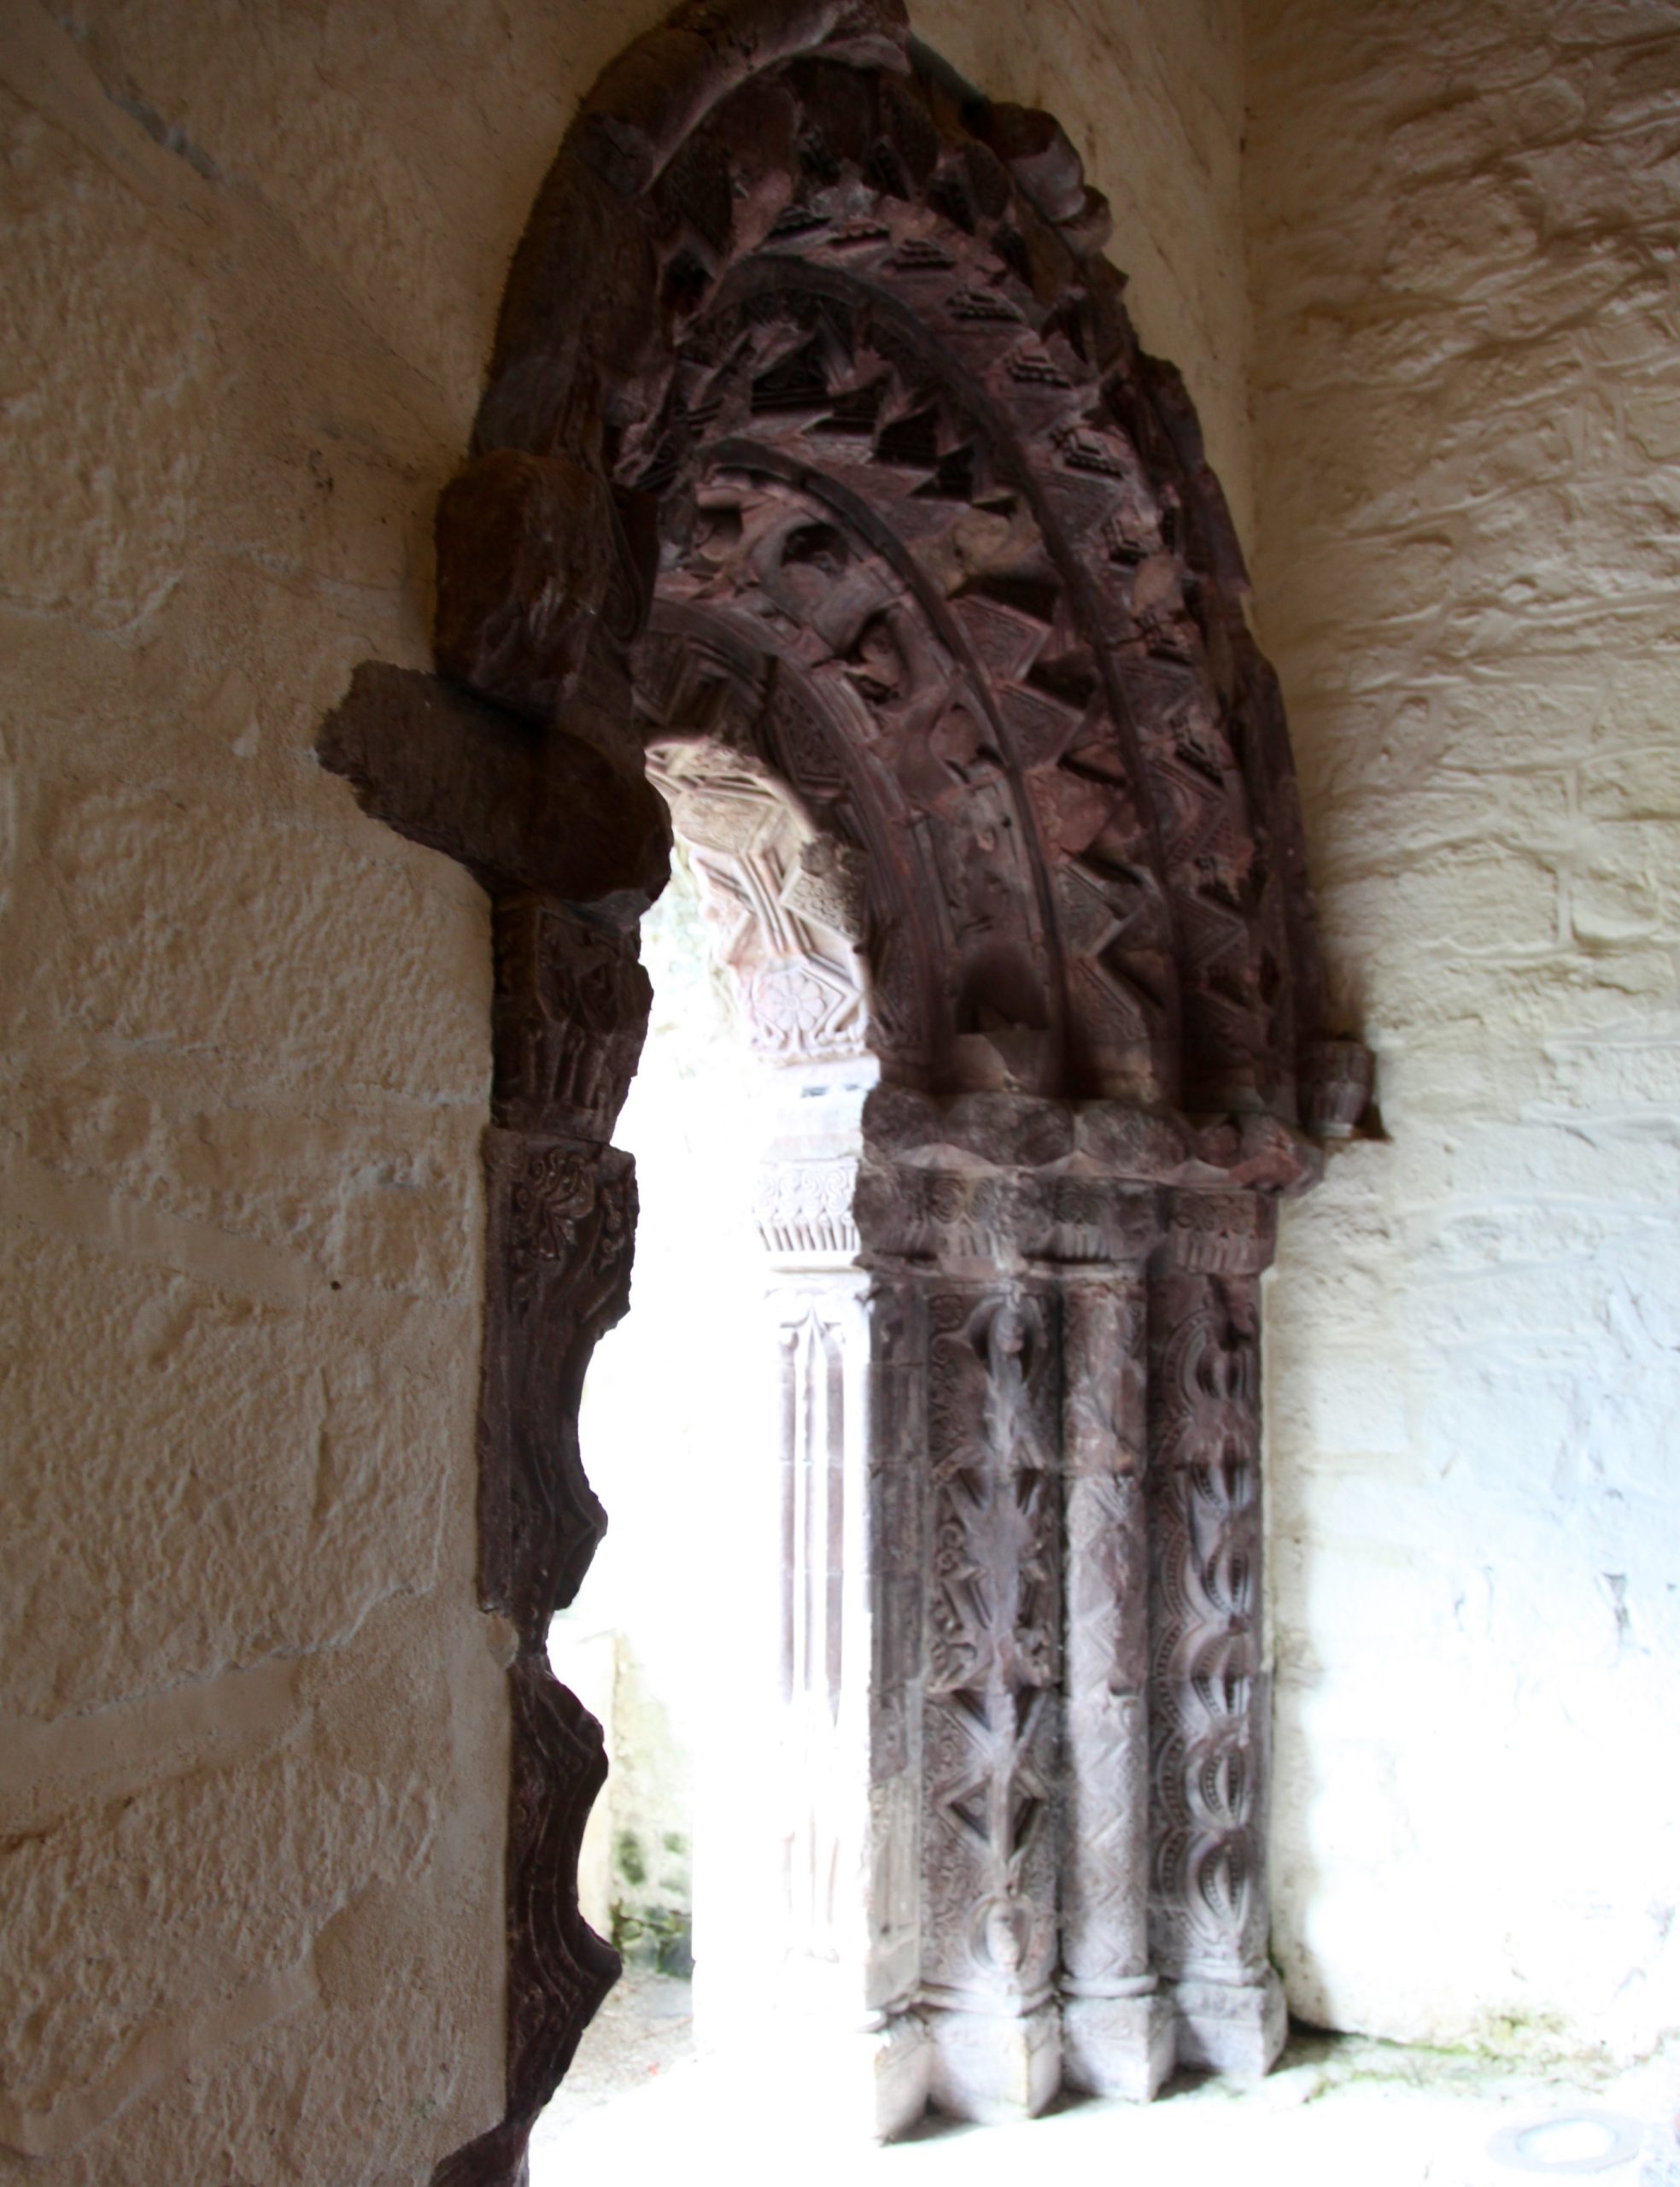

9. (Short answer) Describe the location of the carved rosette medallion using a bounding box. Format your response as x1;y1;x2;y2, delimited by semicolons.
649;739;871;1066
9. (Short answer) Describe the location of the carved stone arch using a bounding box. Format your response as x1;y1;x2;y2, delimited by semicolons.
316;3;1375;2178
436;0;1345;1122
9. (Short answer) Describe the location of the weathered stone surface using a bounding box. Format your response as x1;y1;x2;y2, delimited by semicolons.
1250;0;1680;2067
23;0;1674;2176
0;0;682;2175
317;662;671;916
421;5;1362;2142
433;453;658;724
0;1588;510;2178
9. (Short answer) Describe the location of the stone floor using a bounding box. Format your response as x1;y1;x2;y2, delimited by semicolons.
529;1973;1680;2187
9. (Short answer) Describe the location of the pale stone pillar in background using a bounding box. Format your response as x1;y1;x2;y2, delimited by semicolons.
747;1122;930;2138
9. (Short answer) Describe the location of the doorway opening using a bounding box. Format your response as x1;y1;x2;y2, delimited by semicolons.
320;6;1373;2174
542;750;883;2149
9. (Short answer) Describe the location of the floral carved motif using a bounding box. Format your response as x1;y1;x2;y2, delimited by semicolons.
754;1156;861;1259
649;737;872;1064
1147;1265;1267;1985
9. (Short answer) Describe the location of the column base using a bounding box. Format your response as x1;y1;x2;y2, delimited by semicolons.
1061;1987;1176;2102
870;2012;934;2141
1172;1971;1287;2076
743;2005;931;2141
927;2001;1061;2124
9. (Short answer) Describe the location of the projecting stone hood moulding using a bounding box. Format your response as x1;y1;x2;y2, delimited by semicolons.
315;0;1372;2177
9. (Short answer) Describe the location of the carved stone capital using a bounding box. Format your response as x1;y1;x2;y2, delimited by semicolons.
492;898;652;1141
650;738;872;1066
1300;1035;1376;1140
864;1090;1321;1195
754;1154;862;1261
1156;1188;1279;1277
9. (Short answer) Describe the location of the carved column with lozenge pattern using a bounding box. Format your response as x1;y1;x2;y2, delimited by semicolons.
1053;1180;1176;2100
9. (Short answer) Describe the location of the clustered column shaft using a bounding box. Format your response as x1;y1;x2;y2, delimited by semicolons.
1057;1256;1175;2100
916;1271;1063;2120
1146;1191;1286;2073
846;1112;1310;2127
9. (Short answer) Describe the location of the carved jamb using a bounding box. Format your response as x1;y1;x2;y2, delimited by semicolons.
414;897;657;2186
431;1663;618;2186
477;1130;637;1636
316;659;659;2184
1145;1192;1285;2077
491;898;653;1141
858;1107;1298;2103
1057;1266;1174;2102
916;1278;1062;2117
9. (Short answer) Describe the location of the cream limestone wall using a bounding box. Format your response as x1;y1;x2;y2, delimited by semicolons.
0;3;689;2179
25;0;1673;2157
1250;0;1680;2065
0;0;1254;2177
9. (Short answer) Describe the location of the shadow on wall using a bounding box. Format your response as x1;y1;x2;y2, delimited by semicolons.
1248;0;1680;2065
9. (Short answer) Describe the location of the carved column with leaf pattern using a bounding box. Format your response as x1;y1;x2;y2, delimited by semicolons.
1146;1188;1286;2075
918;1269;1062;2120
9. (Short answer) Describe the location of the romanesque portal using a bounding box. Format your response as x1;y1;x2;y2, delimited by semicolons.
319;2;1371;2175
